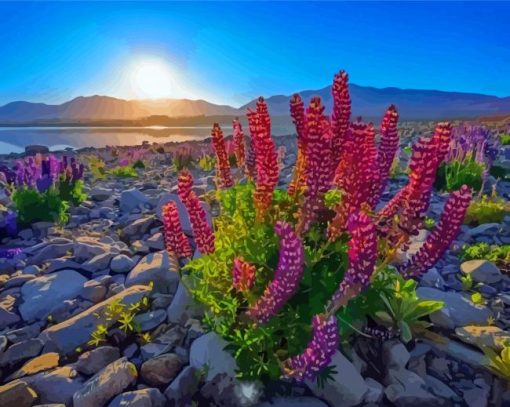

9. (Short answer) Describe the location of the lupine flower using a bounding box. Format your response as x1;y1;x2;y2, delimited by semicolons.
328;211;377;313
162;201;193;258
233;118;246;169
247;98;279;221
283;314;339;381
245;136;257;181
288;94;307;195
232;257;256;292
403;185;472;278
177;170;215;254
0;247;22;259
331;70;351;169
211;123;234;188
247;221;304;324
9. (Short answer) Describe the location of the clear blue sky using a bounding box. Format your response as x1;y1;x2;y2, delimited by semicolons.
0;1;509;107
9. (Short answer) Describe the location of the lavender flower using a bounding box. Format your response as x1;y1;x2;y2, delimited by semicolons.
0;247;22;259
247;221;304;324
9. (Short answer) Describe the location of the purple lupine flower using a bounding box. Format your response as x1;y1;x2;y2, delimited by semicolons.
328;211;377;312
403;185;472;278
284;314;339;381
247;221;305;324
36;177;53;193
0;247;22;259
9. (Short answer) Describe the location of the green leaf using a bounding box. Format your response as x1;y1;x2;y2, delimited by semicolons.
399;321;412;343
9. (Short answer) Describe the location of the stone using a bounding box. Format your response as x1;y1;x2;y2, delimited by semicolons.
111;255;136;273
123;216;155;240
90;187;112;202
307;351;368;407
468;223;501;236
23;366;85;406
455;325;510;351
0;300;20;330
73;237;112;261
140;353;183;386
6;323;41;343
140;325;186;360
190;332;237;381
0;380;37;407
167;283;203;324
199;373;263;407
79;280;107;303
133;310;167;332
444;340;486;369
363;378;384;404
164;365;200;407
125;251;179;294
383;340;410;370
7;352;60;381
256;397;329;407
108;388;166;407
417;287;493;329
27;243;73;265
76;346;121;375
424;375;460;402
39;285;151;355
460;260;502;284
73;357;138;407
81;253;115;274
0;338;43;368
19;270;87;322
120;189;149;213
146;233;164;251
420;267;446;290
385;368;441;406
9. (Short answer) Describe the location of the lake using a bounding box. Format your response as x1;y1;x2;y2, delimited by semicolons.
0;124;295;155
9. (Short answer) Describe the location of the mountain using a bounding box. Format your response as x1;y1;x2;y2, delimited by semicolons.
1;84;509;124
0;95;239;123
242;84;510;121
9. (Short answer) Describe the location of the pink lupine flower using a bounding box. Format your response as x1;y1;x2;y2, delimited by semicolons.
247;221;304;324
331;70;351;168
211;123;234;188
232;257;256;293
288;93;307;195
284;314;339;381
162;201;193;258
233;118;246;169
328;211;378;312
177;169;194;203
404;185;472;278
245;136;257;181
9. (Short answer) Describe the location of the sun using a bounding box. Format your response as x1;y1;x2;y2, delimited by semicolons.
131;59;174;99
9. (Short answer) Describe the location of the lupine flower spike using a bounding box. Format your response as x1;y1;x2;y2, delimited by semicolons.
233;118;246;169
211;123;234;188
162;201;193;258
232;257;256;293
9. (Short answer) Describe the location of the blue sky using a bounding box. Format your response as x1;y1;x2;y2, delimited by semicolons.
0;1;509;107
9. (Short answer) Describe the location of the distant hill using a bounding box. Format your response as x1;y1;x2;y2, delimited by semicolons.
1;84;509;124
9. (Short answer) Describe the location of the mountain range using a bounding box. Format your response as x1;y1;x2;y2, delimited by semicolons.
1;83;509;124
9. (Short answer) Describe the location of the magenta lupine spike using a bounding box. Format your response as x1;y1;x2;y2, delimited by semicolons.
370;105;400;207
162;201;193;258
232;257;256;293
177;169;194;204
245;136;257;181
331;70;351;166
211;123;234;188
404;185;472;278
328;211;378;313
233;118;246;169
247;221;304;324
284;314;339;381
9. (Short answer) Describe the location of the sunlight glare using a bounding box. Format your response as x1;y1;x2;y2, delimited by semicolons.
131;59;174;99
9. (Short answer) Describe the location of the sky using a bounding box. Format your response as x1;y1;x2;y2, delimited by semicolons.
0;1;509;107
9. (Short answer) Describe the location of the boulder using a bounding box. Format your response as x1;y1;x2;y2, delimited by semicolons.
110;254;136;273
190;332;237;381
108;388;166;407
167;283;202;324
75;346;121;376
164;366;200;407
385;368;442;406
256;398;329;407
460;260;502;284
133;310;167;332
7;352;59;381
19;270;87;322
140;353;183;386
125;251;179;294
90;187;112;202
455;325;510;351
0;380;37;407
0;339;43;368
120;189;149;213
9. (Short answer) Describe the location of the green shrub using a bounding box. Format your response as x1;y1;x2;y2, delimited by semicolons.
12;187;69;227
109;166;138;178
465;194;509;225
58;179;87;205
460;242;510;270
489;165;510;181
197;155;216;172
132;159;146;169
500;133;510;146
435;160;485;192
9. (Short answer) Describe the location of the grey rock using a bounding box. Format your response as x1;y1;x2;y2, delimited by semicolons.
307;351;368;407
73;357;138;407
0;338;43;367
120;189;149;213
27;243;73;265
133;310;167;332
420;267;446;290
111;255;136;273
76;346;121;375
199;373;263;407
125;251;179;294
383;340;410;370
417;287;493;329
0;302;20;330
146;233;164;251
73;237;112;261
79;279;107;303
424;375;460;402
0;379;37;407
363;378;384;404
164;365;200;407
140;353;183;386
90;187;112;202
167;283;202;324
6;323;41;343
19;270;87;322
385;368;442;406
468;223;501;236
190;332;237;381
460;260;502;284
140;325;186;360
256;398;328;407
123;216;155;240
108;388;166;407
81;253;115;274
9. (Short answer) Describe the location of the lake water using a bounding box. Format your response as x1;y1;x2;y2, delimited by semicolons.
0;124;294;155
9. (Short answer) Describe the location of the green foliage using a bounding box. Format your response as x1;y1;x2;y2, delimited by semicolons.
471;292;485;305
435;160;484;192
12;187;69;227
197;155;216;172
460;242;510;272
370;271;443;343
489;165;510;181
500;133;510;146
174;151;194;171
423;217;436;231
109;165;138;178
460;273;473;291
58;179;87;205
324;189;342;209
482;346;510;380
465;194;509;225
132;159;146;169
87;155;107;180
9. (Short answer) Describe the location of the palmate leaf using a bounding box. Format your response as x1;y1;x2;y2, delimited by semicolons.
404;300;444;321
398;320;413;343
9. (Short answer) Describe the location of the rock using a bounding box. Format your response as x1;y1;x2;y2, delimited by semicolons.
6;323;42;343
23;366;85;406
190;332;237;381
460;260;502;284
81;253;115;274
76;346;121;375
125;251;179;294
79;280;107;303
27;242;73;265
385;368;442;406
73;357;138;407
140;353;183;386
90;187;112;202
133;310;167;332
167;283;202;324
122;216;155;240
363;378;384;404
19;270;87;322
307;351;368;407
256;397;329;407
0;380;37;407
111;255;136;273
146;233;164;251
25;144;49;155
0;299;20;330
140;325;186;360
424;375;460;402
420;267;446;290
383;340;410;370
0;338;43;368
73;237;112;261
7;352;59;381
164;366;200;407
22;265;40;275
444;340;486;369
120;189;149;213
39;285;151;355
417;287;493;329
468;223;501;236
199;373;263;407
108;388;166;407
455;325;510;351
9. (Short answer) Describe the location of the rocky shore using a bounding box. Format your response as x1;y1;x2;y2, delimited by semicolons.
1;135;510;407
